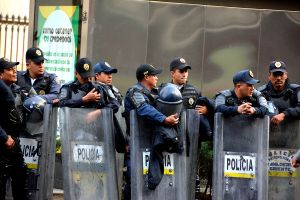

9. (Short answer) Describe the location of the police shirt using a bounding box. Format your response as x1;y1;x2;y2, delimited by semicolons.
17;70;60;103
124;83;166;124
215;89;268;117
258;81;300;118
0;80;23;143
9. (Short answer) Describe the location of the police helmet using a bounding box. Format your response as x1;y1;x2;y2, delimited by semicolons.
23;96;46;122
156;83;183;116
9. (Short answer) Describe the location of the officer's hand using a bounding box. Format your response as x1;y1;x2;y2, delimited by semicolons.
52;99;59;105
195;105;208;115
82;88;101;103
245;106;256;115
291;157;300;168
237;103;251;114
271;113;285;125
164;114;179;126
85;109;102;123
5;135;15;149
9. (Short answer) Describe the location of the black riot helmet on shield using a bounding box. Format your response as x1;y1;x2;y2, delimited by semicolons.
156;83;183;116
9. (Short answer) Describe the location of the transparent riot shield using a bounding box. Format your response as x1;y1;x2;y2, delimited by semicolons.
130;109;199;200
213;113;269;200
268;119;300;200
60;108;119;200
10;104;58;200
114;108;127;200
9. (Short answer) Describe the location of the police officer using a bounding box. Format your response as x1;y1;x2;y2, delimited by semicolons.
168;57;213;197
123;64;179;200
0;58;27;199
59;58;102;108
94;60;122;105
258;61;300;124
168;57;214;135
215;69;268;117
17;47;60;104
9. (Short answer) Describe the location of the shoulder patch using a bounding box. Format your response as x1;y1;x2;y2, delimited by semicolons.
219;90;232;97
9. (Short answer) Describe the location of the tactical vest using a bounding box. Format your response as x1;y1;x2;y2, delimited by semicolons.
66;81;107;108
180;83;199;109
17;72;51;95
220;89;261;107
259;84;300;113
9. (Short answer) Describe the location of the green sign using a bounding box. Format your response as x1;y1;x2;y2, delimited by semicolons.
37;6;80;83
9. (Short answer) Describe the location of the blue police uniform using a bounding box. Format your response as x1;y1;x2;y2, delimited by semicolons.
215;69;268;117
257;61;300;118
215;89;268;117
0;79;27;199
17;70;60;103
124;83;166;127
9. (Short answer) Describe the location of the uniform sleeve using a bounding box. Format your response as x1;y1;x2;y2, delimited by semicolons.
41;74;61;103
215;94;239;116
253;95;268;117
132;91;166;124
0;125;8;144
283;89;300;118
59;85;83;108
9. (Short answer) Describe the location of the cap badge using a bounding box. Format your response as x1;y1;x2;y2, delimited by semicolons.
36;50;42;56
105;62;111;68
249;70;254;78
143;70;149;75
188;97;194;105
39;90;45;95
83;63;90;71
180;58;186;64
275;62;281;68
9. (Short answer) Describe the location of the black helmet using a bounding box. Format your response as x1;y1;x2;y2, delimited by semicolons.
23;96;46;122
156;83;183;116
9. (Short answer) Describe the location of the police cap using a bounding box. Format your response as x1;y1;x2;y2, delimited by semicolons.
269;61;287;73
94;60;118;74
0;57;19;70
75;58;95;79
26;47;46;63
233;69;259;85
136;64;162;81
170;57;191;71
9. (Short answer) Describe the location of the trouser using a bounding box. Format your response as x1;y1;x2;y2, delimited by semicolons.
0;139;28;200
124;149;131;200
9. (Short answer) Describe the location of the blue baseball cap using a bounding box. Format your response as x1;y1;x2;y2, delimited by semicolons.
94;61;118;74
233;69;260;85
269;61;287;73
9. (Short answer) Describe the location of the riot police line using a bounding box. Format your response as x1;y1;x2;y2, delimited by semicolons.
1;53;300;200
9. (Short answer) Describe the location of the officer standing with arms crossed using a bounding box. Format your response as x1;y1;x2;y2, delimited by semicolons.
215;69;268;117
123;63;179;200
0;58;28;199
59;58;102;108
258;61;300;124
17;47;60;104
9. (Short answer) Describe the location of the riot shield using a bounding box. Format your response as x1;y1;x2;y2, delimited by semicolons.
130;109;200;200
114;107;127;200
60;108;119;200
268;119;300;200
213;113;269;200
13;104;58;200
